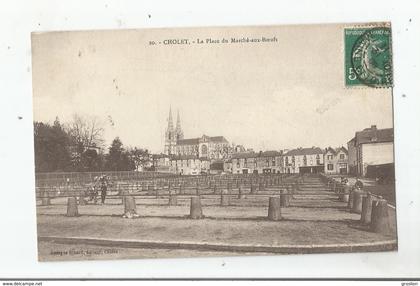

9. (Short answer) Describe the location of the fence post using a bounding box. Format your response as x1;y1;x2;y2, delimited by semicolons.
259;181;264;192
347;189;354;210
352;190;364;214
41;190;51;206
190;196;203;219
168;191;177;206
221;190;230;206
280;189;289;207
250;184;256;194
238;185;245;199
370;198;391;234
66;197;79;217
123;195;138;218
268;196;282;221
361;192;374;224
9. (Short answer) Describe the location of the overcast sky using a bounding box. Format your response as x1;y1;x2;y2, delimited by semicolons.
32;24;393;153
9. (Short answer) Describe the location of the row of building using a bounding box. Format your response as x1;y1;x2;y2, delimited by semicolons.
156;108;394;177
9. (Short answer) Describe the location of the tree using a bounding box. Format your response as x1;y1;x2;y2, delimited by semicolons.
80;148;105;171
33;118;72;172
67;114;105;171
127;147;150;171
105;137;135;171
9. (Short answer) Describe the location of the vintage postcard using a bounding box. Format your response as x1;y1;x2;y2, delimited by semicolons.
31;23;396;261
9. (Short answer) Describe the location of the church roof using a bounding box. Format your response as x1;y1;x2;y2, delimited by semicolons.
177;138;200;145
176;135;228;145
209;136;228;143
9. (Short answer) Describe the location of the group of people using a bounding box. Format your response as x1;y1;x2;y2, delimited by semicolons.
85;175;111;204
340;176;364;190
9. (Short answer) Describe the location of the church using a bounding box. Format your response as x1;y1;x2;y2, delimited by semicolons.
164;107;231;160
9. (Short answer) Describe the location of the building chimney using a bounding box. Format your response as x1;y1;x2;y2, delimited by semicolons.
371;125;377;130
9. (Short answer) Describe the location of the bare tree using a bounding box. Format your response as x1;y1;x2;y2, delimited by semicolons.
67;114;105;151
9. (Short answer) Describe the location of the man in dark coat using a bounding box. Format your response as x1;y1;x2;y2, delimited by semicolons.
99;175;109;204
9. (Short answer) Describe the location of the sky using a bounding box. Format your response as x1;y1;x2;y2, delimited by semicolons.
31;24;393;153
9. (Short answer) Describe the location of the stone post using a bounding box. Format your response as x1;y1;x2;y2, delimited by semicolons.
352;190;364;214
361;193;374;224
190;196;203;219
41;190;51;206
280;189;289;207
66;197;79;217
268;196;282;221
370;198;391;234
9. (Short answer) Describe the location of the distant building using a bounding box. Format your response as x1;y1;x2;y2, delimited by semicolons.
152;154;171;173
170;155;210;175
209;160;225;175
231;150;282;174
164;107;184;156
324;147;349;174
233;144;246;153
163;107;230;160
175;135;230;160
347;125;394;176
223;159;233;173
283;147;324;174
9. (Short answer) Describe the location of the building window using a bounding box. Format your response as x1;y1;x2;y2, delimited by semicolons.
327;164;334;171
272;159;276;166
327;155;333;160
340;154;345;159
316;154;321;165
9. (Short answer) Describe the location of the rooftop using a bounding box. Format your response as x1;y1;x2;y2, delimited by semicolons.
231;150;282;159
285;147;324;156
177;135;228;145
170;155;209;161
352;125;394;145
325;146;348;155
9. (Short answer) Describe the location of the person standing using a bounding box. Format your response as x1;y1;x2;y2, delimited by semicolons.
99;175;108;204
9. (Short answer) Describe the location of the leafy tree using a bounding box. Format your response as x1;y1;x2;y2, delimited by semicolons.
105;137;135;171
127;147;150;171
33;118;72;172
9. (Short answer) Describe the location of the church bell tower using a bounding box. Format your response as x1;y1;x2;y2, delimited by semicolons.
164;107;183;155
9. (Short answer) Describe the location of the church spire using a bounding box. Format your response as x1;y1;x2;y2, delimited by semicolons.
176;109;181;130
175;109;184;140
167;106;174;131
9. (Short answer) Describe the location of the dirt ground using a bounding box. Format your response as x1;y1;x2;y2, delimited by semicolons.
36;177;398;261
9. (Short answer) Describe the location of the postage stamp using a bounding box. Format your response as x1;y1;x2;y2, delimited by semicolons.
345;25;393;88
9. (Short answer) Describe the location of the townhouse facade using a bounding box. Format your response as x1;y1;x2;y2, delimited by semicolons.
231;151;283;174
282;147;324;174
347;125;394;177
169;155;210;175
324;147;349;174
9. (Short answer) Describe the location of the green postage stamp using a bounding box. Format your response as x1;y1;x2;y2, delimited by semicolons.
345;25;393;88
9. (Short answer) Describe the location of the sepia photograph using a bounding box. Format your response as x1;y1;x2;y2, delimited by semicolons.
31;23;397;262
